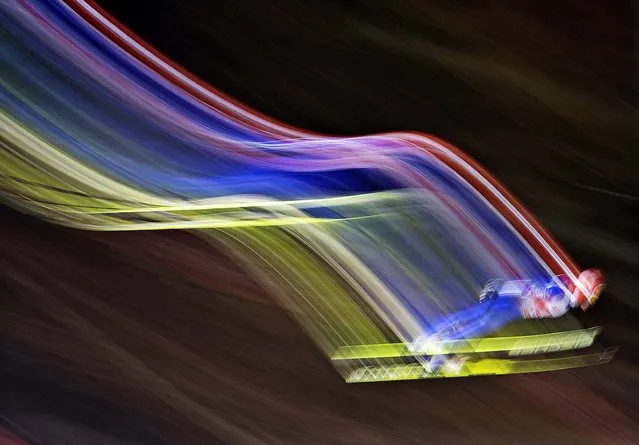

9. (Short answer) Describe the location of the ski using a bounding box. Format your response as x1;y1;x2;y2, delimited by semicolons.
331;326;601;360
344;347;618;383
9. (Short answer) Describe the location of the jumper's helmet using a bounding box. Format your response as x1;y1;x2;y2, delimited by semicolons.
571;268;606;310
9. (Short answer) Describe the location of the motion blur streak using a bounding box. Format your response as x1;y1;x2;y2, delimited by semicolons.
0;0;611;387
1;0;636;443
67;0;583;282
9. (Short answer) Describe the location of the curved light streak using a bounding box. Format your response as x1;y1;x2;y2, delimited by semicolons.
0;0;607;381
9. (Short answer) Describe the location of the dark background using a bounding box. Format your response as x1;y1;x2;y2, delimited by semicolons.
1;1;638;443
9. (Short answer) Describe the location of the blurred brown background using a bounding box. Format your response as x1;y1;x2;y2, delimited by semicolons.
1;1;637;443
